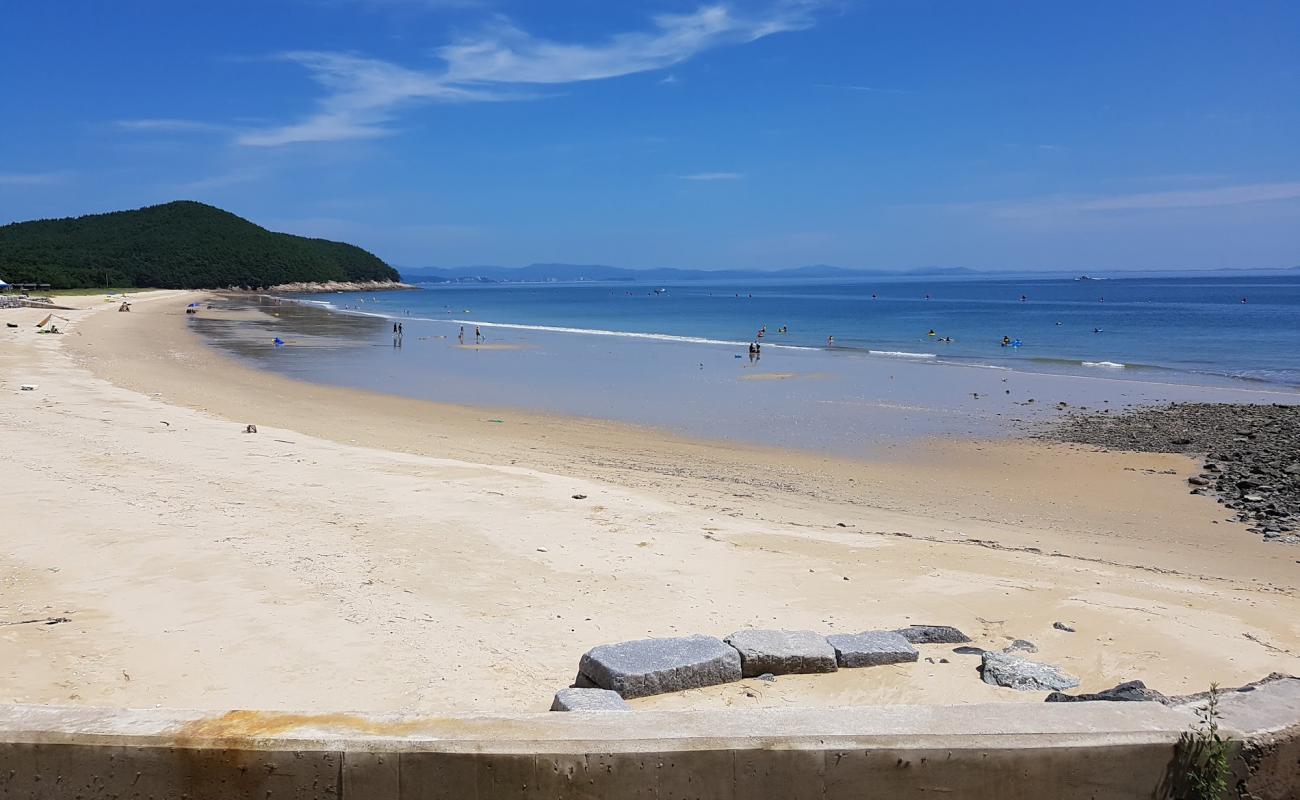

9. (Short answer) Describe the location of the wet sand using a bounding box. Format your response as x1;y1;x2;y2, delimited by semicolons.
0;290;1296;715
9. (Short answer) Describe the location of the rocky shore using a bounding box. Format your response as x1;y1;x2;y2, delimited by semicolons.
1040;403;1300;543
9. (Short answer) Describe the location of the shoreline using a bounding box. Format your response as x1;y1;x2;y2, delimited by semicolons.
2;290;1297;714
74;293;1294;581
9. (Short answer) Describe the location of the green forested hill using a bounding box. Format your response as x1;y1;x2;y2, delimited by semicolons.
0;201;400;289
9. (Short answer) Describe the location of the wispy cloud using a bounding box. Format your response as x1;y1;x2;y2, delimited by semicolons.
115;118;231;133
813;83;906;94
1077;182;1300;211
677;172;744;181
239;2;823;146
237;52;499;146
175;169;266;192
0;171;70;186
326;0;488;10
955;181;1300;222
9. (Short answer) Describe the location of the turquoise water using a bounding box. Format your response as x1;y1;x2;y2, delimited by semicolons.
307;274;1300;387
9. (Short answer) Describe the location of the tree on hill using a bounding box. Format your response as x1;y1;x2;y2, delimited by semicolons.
0;200;400;289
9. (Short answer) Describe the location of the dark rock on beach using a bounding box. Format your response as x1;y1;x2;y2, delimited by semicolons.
895;624;972;644
1045;680;1168;704
1039;402;1300;542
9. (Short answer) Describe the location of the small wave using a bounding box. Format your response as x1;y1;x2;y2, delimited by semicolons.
449;319;756;348
1082;361;1126;369
868;350;938;360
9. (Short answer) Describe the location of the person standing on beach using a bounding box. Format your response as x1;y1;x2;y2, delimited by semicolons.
475;325;482;342
458;326;464;343
827;335;834;347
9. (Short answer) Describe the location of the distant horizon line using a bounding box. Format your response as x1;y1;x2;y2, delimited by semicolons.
398;263;1300;276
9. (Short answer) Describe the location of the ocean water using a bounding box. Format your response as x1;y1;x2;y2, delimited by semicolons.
192;274;1300;456
307;274;1300;387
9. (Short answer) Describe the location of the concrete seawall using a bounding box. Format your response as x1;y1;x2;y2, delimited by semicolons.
2;680;1297;799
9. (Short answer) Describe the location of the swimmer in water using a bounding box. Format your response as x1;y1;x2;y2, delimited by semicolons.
1001;336;1011;346
927;329;936;337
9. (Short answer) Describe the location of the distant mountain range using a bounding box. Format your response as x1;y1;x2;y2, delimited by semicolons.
398;263;979;284
399;262;1300;284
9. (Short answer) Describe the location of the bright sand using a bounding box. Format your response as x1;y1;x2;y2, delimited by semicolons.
1;291;1296;714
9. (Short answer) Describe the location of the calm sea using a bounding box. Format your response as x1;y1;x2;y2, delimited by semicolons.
306;274;1300;387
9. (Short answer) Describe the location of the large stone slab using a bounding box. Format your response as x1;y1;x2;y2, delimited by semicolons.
724;629;838;677
894;625;972;644
549;688;631;712
981;651;1080;692
826;631;918;668
578;635;742;698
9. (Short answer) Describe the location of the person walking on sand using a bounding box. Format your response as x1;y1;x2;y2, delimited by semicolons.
475;325;482;342
458;326;464;343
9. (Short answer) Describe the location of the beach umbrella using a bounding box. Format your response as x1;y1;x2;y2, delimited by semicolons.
35;314;69;328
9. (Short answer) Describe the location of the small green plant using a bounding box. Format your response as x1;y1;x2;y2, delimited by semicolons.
1185;683;1233;800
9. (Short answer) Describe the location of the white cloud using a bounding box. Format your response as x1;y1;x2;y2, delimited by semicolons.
0;172;69;186
239;3;822;146
677;172;744;181
438;5;814;85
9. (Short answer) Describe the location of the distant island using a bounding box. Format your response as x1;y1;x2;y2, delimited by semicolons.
0;201;400;290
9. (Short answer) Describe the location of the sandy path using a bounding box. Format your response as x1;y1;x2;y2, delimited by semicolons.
0;291;1295;714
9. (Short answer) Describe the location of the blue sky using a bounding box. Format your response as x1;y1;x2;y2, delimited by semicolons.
2;0;1298;270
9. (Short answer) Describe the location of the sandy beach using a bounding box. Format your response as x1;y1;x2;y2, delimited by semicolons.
1;290;1296;715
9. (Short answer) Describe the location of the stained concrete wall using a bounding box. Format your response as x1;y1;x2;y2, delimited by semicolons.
0;686;1296;799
